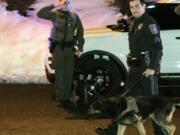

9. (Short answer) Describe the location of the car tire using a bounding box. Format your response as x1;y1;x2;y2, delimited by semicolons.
75;58;124;106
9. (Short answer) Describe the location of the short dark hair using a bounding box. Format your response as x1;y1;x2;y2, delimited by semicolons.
129;0;146;5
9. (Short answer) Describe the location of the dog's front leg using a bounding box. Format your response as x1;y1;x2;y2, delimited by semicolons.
135;121;146;135
117;124;126;135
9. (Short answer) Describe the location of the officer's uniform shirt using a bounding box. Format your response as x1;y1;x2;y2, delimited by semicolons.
37;5;84;51
128;13;163;72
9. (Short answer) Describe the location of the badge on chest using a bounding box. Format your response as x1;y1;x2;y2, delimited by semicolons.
138;23;143;30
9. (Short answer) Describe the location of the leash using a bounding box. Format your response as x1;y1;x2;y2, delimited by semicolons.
118;75;145;98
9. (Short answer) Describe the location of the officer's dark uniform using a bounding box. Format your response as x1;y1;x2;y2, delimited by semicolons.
126;12;166;135
96;13;166;135
37;5;84;105
126;12;163;96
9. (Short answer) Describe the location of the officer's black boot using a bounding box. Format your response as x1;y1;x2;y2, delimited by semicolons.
95;122;117;135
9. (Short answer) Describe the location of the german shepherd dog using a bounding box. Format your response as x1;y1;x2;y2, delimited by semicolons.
87;95;180;135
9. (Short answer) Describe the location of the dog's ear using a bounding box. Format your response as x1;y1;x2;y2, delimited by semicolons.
95;96;105;104
98;98;104;104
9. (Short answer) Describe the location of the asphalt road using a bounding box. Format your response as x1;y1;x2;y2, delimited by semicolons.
0;84;179;135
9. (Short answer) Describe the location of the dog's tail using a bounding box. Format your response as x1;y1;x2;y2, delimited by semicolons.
172;97;180;107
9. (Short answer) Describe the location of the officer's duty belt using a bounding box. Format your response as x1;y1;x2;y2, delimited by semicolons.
127;52;148;67
50;39;75;50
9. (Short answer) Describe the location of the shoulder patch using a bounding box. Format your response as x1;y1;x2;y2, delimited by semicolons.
70;12;76;17
70;12;78;20
148;24;158;35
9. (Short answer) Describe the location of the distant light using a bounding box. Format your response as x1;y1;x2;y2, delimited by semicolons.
178;64;180;69
147;5;156;9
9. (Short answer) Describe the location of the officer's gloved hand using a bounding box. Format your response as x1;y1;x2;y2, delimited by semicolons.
53;0;64;8
142;68;155;77
74;46;82;57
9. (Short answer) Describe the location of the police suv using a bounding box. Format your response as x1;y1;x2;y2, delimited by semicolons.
45;3;180;105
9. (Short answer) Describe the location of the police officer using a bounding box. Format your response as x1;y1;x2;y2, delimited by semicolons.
37;0;84;107
96;0;166;135
126;0;165;134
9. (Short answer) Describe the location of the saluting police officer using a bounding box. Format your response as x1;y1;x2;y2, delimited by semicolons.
37;0;85;107
96;0;166;135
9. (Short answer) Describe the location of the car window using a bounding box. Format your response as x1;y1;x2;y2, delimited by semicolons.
147;3;180;30
107;3;180;31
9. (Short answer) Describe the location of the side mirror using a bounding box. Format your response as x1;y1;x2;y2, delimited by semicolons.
175;4;180;16
106;19;129;32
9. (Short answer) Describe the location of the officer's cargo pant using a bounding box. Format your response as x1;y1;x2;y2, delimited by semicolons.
125;64;158;96
125;64;167;135
53;45;75;102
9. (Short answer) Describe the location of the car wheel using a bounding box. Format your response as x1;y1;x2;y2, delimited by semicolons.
75;59;124;106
